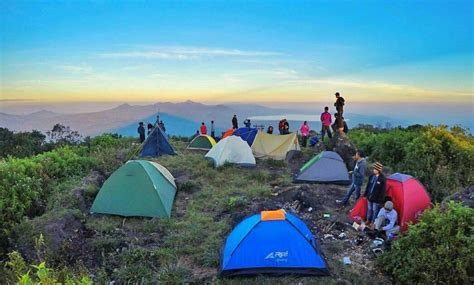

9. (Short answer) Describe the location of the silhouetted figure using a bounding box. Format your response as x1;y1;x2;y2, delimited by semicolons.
210;120;215;139
138;122;145;143
244;119;251;128
159;120;166;133
334;92;345;134
267;126;274;134
232;115;238;129
147;123;154;135
283;120;290;134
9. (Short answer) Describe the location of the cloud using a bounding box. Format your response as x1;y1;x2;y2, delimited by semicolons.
99;46;282;60
56;65;93;74
148;73;169;79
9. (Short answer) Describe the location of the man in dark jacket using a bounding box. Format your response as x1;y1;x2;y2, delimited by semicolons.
364;162;386;224
232;115;238;129
337;150;367;205
334;92;345;134
137;122;145;143
334;92;345;117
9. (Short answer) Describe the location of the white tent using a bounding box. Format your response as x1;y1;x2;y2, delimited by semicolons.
205;136;256;167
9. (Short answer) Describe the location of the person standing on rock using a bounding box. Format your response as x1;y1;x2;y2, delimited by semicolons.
334;92;345;135
337;150;367;205
232;115;238;129
300;121;310;147
137;122;145;143
320;106;332;141
364;162;386;225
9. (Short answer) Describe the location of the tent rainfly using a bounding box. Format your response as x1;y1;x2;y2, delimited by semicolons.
251;132;301;160
90;160;177;218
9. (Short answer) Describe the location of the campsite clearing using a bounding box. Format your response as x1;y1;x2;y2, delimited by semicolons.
10;140;391;283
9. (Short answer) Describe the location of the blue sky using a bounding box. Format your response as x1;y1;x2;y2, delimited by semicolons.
1;0;473;105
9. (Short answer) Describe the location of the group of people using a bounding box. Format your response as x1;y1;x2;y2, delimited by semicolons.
336;151;400;240
137;115;166;143
138;92;351;147
199;120;216;138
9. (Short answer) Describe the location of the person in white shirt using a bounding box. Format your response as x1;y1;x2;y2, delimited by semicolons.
374;201;400;239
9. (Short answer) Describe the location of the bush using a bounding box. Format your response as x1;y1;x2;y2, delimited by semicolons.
350;125;474;201
5;251;92;285
378;202;473;284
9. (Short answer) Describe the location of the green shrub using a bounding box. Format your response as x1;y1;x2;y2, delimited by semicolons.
157;262;192;283
378;202;473;284
350;125;474;201
5;251;92;285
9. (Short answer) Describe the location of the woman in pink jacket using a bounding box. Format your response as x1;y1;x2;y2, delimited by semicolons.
300;121;310;147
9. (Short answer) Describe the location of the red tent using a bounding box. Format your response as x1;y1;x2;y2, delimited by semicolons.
349;173;431;233
348;197;368;223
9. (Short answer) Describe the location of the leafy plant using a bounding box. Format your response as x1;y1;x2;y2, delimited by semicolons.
378;202;473;284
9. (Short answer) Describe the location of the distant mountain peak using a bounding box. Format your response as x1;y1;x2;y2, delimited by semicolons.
114;103;132;110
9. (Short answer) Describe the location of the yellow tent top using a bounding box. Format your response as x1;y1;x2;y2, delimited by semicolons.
251;132;301;160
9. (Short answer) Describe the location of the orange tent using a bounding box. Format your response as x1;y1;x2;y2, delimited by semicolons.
222;128;235;139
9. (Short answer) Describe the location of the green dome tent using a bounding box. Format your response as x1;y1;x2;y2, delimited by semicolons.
187;135;216;150
90;160;177;218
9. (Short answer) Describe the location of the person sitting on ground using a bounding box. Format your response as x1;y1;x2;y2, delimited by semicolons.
283;119;290;134
200;122;207;135
210;120;215;139
278;119;285;134
332;113;348;135
191;130;199;140
232;115;238;129
364;162;386;225
244;119;251;128
267;125;274;134
342;117;349;134
320;106;332;141
373;201;400;240
147;123;154;135
137;122;145;143
337;150;367;205
300;121;310;147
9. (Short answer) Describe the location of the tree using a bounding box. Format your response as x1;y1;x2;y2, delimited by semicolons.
47;124;82;145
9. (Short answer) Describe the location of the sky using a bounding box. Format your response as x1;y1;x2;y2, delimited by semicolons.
0;0;473;118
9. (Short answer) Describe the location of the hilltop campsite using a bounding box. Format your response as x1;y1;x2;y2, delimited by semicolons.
0;123;472;284
1;1;473;283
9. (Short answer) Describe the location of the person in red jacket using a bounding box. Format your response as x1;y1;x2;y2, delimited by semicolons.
320;106;332;141
200;122;207;135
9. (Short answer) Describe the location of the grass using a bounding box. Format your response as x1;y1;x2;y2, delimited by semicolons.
4;138;387;284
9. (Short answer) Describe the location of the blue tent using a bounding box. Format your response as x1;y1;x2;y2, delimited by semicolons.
140;127;176;157
232;127;258;146
310;136;319;146
220;210;329;277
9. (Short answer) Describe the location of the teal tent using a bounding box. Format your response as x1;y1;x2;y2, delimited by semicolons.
90;160;177;218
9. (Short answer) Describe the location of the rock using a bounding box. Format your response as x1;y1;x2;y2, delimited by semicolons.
331;133;357;169
13;210;85;264
442;185;474;208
